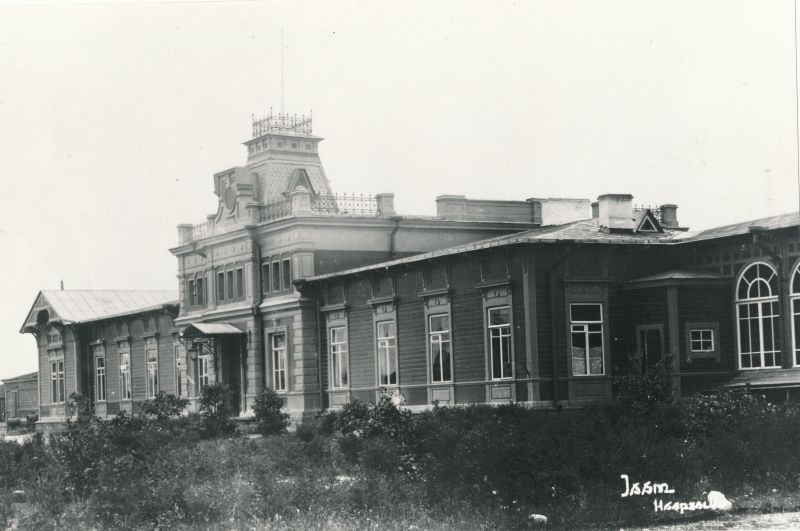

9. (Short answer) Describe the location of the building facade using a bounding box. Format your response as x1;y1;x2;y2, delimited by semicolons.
2;372;37;421
18;112;800;422
297;195;800;407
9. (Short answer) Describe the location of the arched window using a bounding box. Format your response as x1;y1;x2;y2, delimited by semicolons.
736;262;781;369
791;262;800;366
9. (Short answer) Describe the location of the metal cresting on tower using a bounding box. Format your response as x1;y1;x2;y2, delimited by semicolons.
251;110;313;137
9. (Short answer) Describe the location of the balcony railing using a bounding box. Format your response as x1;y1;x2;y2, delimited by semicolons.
191;222;209;240
258;198;293;223
311;194;379;216
183;193;391;243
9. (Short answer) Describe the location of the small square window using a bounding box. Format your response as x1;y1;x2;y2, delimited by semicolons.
690;329;714;352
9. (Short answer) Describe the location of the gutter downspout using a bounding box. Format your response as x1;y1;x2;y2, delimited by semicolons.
389;216;402;258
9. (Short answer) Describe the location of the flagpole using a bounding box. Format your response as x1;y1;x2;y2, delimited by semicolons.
794;0;800;230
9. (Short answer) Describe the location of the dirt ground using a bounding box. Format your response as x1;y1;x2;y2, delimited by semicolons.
627;511;800;530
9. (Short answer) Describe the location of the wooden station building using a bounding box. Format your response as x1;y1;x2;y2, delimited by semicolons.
18;112;800;423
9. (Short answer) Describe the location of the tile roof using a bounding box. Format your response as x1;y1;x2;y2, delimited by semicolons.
35;290;178;325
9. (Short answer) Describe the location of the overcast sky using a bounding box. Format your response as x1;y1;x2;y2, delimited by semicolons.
0;0;798;378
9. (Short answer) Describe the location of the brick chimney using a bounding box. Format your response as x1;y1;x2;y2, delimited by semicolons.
597;194;634;231
660;204;679;228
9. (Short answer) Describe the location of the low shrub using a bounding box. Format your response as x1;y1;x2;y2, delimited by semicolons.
141;391;189;426
6;418;22;430
198;383;237;439
252;388;289;436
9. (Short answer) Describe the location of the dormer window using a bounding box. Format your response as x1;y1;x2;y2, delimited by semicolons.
638;217;658;232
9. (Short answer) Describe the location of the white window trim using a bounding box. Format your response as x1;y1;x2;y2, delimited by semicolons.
735;262;781;370
95;354;106;403
271;332;288;393
428;313;453;384
376;320;399;387
791;261;800;367
329;326;349;389
689;329;715;352
569;303;605;376
50;357;65;404
488;306;513;381
119;342;131;400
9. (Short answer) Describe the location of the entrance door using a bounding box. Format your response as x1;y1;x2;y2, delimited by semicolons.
636;325;664;373
220;337;242;415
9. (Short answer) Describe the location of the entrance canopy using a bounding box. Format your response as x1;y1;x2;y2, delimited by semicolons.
180;322;245;338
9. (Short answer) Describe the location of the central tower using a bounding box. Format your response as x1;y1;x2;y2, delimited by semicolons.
243;111;334;204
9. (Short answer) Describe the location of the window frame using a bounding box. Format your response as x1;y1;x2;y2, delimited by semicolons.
93;344;106;403
376;319;399;387
118;341;131;400
329;325;349;389
428;313;453;384
569;303;605;376
146;347;159;399
791;260;800;367
735;261;782;370
487;306;513;380
50;357;65;404
271;332;288;393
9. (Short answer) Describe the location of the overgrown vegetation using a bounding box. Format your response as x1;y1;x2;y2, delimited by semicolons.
2;371;800;529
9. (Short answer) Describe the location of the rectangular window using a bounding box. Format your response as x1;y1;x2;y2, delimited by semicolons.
119;345;131;400
236;268;244;298
198;354;211;389
196;277;205;306
50;359;65;404
226;270;235;300
272;262;281;292
95;356;106;402
429;314;452;383
377;321;398;386
689;329;715;352
262;263;270;294
217;272;225;302
488;307;512;379
738;301;782;368
48;328;62;345
146;348;159;399
570;303;604;376
282;258;291;290
330;326;349;389
272;333;287;392
188;279;196;307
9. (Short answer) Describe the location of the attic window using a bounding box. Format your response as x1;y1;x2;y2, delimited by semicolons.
639;217;658;232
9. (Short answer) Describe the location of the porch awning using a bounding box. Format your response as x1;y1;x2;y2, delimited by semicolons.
181;323;245;337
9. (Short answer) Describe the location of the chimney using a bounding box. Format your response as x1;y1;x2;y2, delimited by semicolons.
660;204;679;228
597;194;634;231
591;201;599;220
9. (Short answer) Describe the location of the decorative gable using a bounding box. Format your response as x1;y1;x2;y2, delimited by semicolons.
285;168;316;195
634;210;663;233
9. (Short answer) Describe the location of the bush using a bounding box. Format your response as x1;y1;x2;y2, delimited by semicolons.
198;384;237;439
6;418;22;430
141;392;189;426
334;393;411;440
252;388;289;436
